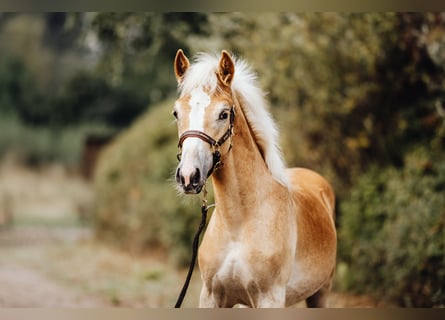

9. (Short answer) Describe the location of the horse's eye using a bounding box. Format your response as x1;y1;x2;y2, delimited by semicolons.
219;111;229;120
172;110;178;119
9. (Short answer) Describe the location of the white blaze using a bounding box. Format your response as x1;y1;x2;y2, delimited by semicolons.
189;87;211;130
179;87;212;184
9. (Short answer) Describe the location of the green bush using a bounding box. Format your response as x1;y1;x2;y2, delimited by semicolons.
339;146;445;307
0;56;50;125
93;99;206;266
0;113;113;166
53;71;147;128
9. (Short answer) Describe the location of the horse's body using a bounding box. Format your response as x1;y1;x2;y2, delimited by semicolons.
173;50;337;307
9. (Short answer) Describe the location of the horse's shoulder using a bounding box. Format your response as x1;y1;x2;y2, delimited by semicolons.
286;167;337;264
286;167;335;219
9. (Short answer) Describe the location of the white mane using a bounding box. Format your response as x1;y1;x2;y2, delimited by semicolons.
178;53;289;187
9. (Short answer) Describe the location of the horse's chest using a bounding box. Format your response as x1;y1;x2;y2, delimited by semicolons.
215;245;251;283
203;244;261;306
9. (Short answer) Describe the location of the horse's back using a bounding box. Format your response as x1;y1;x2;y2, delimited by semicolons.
285;167;337;306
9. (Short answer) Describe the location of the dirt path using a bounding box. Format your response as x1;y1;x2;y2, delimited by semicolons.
0;224;110;307
0;161;108;307
0;262;109;307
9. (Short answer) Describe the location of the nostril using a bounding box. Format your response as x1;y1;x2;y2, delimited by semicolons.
192;168;201;186
176;168;186;186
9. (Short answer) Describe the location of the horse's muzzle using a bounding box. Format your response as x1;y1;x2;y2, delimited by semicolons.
176;167;205;194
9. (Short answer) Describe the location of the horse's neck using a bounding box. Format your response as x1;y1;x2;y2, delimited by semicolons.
211;105;284;223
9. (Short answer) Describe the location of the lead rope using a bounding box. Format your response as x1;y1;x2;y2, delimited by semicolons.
174;186;212;308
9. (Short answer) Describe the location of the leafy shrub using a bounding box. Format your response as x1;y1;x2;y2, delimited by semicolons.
0;56;50;125
54;71;147;128
0;113;113;166
93;99;205;266
339;146;445;307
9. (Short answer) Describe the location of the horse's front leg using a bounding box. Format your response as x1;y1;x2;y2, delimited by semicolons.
256;285;286;308
199;284;218;308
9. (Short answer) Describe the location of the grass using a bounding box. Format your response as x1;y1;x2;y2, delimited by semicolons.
11;212;83;227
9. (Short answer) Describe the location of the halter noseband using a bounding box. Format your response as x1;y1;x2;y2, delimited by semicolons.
177;106;235;178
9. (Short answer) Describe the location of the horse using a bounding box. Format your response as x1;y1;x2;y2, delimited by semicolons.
172;49;337;308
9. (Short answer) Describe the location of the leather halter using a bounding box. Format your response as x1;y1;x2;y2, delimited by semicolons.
177;106;235;178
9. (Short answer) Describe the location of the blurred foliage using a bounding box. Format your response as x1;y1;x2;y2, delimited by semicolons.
0;13;149;129
0;54;118;165
0;13;212;165
0;13;209;169
90;13;210;104
339;146;445;307
53;71;146;127
0;113;111;166
0;13;89;96
0;55;48;124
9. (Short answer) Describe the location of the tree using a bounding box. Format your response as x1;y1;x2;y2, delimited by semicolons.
91;13;210;105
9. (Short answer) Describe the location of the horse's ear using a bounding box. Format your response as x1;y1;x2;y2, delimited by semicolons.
218;50;235;87
174;49;190;83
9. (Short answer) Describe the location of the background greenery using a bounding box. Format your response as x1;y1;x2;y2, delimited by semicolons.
0;12;443;306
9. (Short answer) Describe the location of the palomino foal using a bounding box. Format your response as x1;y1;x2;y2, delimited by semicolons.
173;49;337;308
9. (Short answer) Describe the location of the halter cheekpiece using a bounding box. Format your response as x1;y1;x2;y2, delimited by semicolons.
177;106;235;178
